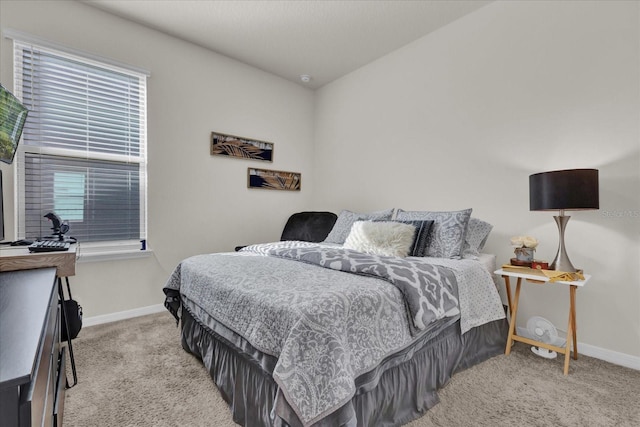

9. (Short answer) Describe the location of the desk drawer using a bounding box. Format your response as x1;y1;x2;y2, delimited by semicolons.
21;281;58;426
43;308;61;427
54;347;66;427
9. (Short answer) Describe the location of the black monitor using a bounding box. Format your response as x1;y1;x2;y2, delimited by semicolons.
1;84;29;165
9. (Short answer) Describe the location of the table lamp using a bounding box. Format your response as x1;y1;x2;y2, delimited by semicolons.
529;169;599;272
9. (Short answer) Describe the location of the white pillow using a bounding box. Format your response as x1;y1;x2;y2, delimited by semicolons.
344;221;416;258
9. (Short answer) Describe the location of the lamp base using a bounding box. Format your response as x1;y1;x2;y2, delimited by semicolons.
550;214;577;272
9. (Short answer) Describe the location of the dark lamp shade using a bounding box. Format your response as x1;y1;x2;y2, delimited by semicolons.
529;169;599;211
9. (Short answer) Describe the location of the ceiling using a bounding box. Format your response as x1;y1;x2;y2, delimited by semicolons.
82;0;492;89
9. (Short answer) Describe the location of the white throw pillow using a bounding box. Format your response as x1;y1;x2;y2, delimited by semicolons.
344;221;416;258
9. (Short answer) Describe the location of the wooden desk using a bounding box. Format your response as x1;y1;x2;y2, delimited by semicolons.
0;244;77;277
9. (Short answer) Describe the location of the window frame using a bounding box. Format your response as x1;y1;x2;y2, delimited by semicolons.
9;34;150;260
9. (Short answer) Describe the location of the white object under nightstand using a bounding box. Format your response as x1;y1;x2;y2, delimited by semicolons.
494;268;591;375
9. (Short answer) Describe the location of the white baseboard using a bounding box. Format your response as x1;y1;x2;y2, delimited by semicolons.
82;303;166;327
516;326;640;371
576;343;640;371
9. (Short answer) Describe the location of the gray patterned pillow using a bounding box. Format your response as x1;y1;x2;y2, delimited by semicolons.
462;218;494;259
395;220;434;257
395;208;472;258
324;209;394;244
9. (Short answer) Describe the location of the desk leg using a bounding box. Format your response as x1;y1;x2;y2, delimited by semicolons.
505;278;522;355
58;277;78;387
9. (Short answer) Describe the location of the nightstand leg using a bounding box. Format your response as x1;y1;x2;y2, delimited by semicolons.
564;317;572;375
563;285;578;375
503;275;514;320
505;278;522;355
570;285;578;360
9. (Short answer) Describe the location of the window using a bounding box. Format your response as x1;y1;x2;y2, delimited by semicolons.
13;39;147;249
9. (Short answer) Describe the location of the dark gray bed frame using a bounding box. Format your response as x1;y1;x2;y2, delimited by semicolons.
179;304;507;427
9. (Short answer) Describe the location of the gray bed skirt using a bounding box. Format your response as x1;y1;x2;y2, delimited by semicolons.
180;305;508;427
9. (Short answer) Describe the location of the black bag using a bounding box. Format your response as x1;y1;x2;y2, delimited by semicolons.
60;278;83;343
58;278;80;387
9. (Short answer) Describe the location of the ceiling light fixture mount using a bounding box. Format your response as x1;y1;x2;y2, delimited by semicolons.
300;74;312;83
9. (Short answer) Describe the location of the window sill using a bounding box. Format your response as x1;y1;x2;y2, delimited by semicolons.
76;241;153;263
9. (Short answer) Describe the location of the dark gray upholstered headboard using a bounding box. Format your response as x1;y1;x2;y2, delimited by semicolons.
280;211;338;243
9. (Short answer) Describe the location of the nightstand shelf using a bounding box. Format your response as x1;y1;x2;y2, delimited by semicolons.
494;268;591;375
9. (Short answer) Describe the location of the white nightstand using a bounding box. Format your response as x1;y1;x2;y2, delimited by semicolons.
494;268;591;375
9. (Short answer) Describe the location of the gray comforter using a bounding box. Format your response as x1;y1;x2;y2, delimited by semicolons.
264;244;460;334
164;241;501;426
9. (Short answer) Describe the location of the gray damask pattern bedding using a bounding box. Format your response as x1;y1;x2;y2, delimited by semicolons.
263;244;459;334
242;241;505;334
164;241;504;426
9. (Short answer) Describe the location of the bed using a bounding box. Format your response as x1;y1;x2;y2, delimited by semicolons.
163;209;508;427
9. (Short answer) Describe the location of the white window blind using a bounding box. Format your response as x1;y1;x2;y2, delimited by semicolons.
13;40;147;244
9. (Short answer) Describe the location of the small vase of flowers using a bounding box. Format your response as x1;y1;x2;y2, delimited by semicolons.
511;236;538;262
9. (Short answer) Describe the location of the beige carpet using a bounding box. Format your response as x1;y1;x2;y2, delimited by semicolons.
64;313;640;427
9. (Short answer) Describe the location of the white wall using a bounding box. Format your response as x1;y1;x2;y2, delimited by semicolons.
0;1;316;316
314;0;640;359
1;0;638;363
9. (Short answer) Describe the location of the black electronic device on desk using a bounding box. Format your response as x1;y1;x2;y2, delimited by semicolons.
28;212;76;252
28;240;71;252
43;211;71;240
